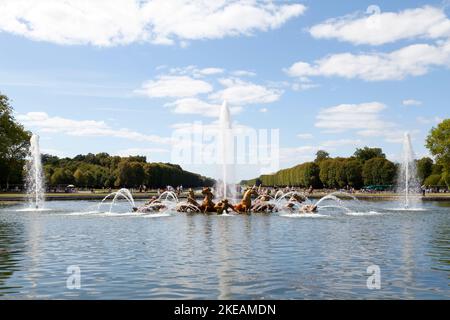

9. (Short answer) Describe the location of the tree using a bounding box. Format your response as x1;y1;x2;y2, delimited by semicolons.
431;163;443;175
424;174;443;187
41;154;60;166
115;161;145;187
362;157;395;186
319;159;337;188
315;150;330;163
442;171;450;187
50;168;73;186
354;147;385;162
127;156;146;163
417;157;433;183
335;159;347;188
300;162;321;188
426;119;450;175
84;170;96;187
73;169;87;186
0;93;31;188
344;160;363;188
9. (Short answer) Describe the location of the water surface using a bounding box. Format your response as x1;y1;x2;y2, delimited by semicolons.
0;200;448;299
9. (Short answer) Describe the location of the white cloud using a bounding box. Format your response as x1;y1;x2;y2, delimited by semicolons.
210;78;282;105
316;102;390;132
357;128;421;144
416;116;443;124
314;102;407;143
198;67;224;76
41;148;66;158
279;146;318;164
402;99;422;106
166;65;225;78
286;41;450;81
116;148;169;158
0;0;306;46
137;67;283;117
170;121;254;136
309;6;450;46
17;112;172;144
321;139;363;147
291;82;319;91
165;98;242;117
297;133;313;139
259;108;268;113
136;75;213;98
231;70;257;77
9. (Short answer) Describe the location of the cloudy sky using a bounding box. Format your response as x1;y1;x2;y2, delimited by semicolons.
1;0;448;180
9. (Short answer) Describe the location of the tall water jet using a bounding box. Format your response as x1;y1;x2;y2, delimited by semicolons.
397;132;421;209
217;101;236;200
25;134;45;209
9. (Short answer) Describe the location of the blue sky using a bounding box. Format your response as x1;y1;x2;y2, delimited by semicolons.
0;0;449;180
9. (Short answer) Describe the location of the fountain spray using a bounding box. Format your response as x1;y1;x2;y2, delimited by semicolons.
219;101;231;199
25;134;45;209
397;132;421;209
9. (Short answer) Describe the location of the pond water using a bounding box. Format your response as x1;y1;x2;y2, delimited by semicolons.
0;200;448;299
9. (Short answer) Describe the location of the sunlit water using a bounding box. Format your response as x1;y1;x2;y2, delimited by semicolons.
0;200;448;299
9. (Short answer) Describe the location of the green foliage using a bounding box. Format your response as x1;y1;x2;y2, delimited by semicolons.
319;159;336;187
114;161;147;187
0;93;31;187
243;162;321;188
243;148;395;189
315;150;330;163
416;157;433;183
300;162;321;188
344;160;363;188
426;119;450;181
50;168;74;186
40;153;214;188
424;174;444;187
354;147;385;162
362;157;396;186
431;163;443;175
73;168;87;186
441;171;450;187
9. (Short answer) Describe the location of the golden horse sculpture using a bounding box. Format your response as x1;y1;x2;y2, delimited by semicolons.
200;187;216;213
285;193;307;210
133;196;167;213
252;193;277;213
214;199;236;215
177;187;235;214
284;193;318;213
187;188;199;206
177;188;202;213
234;188;258;213
300;204;318;213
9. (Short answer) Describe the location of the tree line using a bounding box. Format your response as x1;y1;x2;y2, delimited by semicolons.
1;91;449;191
241;147;448;189
42;153;215;189
0;92;214;190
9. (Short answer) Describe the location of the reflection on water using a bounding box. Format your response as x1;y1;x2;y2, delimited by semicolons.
0;220;24;296
0;200;448;299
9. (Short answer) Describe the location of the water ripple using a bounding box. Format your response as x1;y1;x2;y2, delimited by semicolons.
0;200;448;299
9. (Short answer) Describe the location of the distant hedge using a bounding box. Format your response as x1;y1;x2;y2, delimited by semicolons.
43;153;215;189
241;148;443;189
